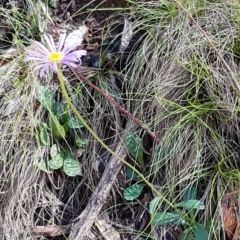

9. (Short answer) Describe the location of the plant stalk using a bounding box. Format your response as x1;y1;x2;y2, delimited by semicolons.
56;67;174;208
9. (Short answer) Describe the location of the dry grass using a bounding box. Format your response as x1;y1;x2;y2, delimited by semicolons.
2;0;240;239
123;0;240;238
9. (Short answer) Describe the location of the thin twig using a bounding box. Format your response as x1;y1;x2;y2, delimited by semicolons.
72;68;160;143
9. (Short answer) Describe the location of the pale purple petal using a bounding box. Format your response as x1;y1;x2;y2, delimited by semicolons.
25;56;48;62
61;41;80;55
39;63;51;78
31;40;50;55
31;63;45;74
25;49;45;57
24;50;49;61
57;33;66;51
31;63;44;70
25;50;47;59
61;55;77;63
44;34;56;52
51;62;58;73
61;60;78;68
64;50;87;60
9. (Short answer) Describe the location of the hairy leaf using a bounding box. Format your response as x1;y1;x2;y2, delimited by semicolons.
50;144;58;158
37;86;56;112
68;117;84;129
35;162;52;173
48;114;66;139
193;222;209;240
152;212;185;225
63;157;80;177
125;132;144;169
149;197;161;214
75;137;88;148
175;200;205;210
48;153;63;170
39;125;48;145
124;184;145;201
183;187;197;201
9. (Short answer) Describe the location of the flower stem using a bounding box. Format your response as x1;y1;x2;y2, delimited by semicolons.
56;67;174;209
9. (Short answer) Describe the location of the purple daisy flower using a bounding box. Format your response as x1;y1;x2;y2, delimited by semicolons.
25;34;87;78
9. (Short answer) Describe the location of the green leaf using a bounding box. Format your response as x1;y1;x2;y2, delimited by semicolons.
152;212;185;225
59;102;70;124
65;149;74;159
48;114;66;139
126;167;140;181
180;228;194;240
50;144;58;158
48;153;64;170
63;122;69;134
39;125;48;145
124;184;145;201
149;197;161;214
193;222;209;240
175;200;205;210
39;121;49;130
63;157;81;177
125;133;145;169
37;86;56;112
205;220;212;232
35;162;52;173
183;187;197;201
68;117;84;129
75;137;88;148
51;101;61;116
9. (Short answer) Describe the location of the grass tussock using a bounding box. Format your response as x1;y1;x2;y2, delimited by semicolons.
2;0;240;239
123;0;240;238
0;3;123;240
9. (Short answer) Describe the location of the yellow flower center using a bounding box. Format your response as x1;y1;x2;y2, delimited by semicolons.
48;52;63;62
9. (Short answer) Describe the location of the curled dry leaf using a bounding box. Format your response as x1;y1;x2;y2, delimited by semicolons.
233;203;240;240
221;190;240;240
31;224;71;237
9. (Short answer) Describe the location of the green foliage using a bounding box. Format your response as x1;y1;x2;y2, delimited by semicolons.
36;146;81;177
149;186;209;240
175;200;205;210
125;132;145;169
37;86;56;112
35;161;52;173
37;86;66;139
67;117;84;129
75;137;88;148
59;102;70;124
36;86;86;177
192;222;209;240
48;114;66;139
39;123;49;145
149;196;160;214
48;153;64;170
124;184;145;201
63;156;81;177
37;86;86;140
183;186;197;201
50;144;58;158
152;212;186;225
125;167;141;181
